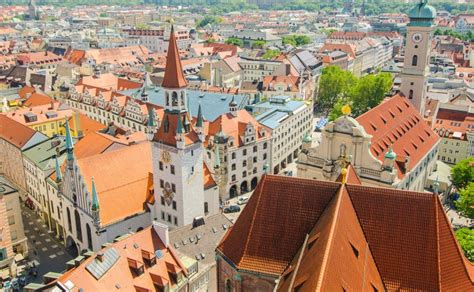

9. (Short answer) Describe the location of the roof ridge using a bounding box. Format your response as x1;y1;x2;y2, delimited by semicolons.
434;196;474;286
239;174;267;267
316;184;345;289
434;195;442;291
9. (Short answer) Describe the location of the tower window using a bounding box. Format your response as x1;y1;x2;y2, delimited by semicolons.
412;55;418;66
170;165;175;174
409;90;414;100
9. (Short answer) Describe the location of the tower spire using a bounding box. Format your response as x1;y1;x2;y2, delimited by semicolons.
196;103;203;128
65;119;74;161
91;177;99;212
162;25;188;89
55;156;62;183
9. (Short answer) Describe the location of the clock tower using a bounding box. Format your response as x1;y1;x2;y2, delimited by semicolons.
149;26;206;227
400;0;436;115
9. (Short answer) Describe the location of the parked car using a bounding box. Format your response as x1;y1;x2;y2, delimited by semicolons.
224;205;241;213
237;196;249;205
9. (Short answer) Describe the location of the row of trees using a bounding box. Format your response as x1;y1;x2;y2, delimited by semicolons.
434;29;474;43
451;157;473;262
317;66;393;120
282;35;311;47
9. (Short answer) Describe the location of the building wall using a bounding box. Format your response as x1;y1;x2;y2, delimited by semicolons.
5;189;27;255
438;137;469;165
0;194;14;268
216;255;277;292
0;140;27;191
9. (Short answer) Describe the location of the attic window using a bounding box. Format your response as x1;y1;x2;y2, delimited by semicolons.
370;123;376;131
419;136;425;143
350;242;359;258
371;283;379;292
425;130;431;137
389;110;395;118
380;116;387;124
404;101;410;108
412;142;418;150
396;105;403;113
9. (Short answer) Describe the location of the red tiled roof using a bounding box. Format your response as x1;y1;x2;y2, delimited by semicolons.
218;175;474;290
154;113;200;147
0;114;37;148
356;94;440;178
161;26;188;89
433;108;474;140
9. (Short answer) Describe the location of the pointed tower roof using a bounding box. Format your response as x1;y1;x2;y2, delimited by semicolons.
91;177;100;212
147;107;155;127
196;103;203;128
55;156;62;183
161;25;188;89
65;119;74;161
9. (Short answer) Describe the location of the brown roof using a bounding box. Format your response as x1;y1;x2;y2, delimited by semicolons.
0;114;37;148
77;141;153;226
161;26;188;89
356;94;440;179
55;227;186;291
217;175;474;290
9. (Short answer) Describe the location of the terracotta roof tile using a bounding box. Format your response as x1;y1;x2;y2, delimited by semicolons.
161;27;188;89
218;174;474;290
0;114;37;148
356;94;440;178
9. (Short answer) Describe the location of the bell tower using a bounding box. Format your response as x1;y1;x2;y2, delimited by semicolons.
150;25;206;228
400;0;436;115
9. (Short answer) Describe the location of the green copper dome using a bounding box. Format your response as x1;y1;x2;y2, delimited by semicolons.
384;148;397;160
408;0;436;26
303;133;312;143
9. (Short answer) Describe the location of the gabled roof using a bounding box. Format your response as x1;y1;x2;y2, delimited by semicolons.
77;142;153;226
0;114;39;149
161;26;188;89
356;94;440;178
217;175;474;290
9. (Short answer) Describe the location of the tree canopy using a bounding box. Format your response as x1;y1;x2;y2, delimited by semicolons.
252;40;266;49
196;16;222;28
225;37;243;47
261;49;280;60
456;183;474;219
317;66;392;119
451;157;474;189
455;228;474;262
282;35;311;47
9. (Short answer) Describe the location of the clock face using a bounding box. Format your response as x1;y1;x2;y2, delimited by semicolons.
412;33;423;43
161;150;171;164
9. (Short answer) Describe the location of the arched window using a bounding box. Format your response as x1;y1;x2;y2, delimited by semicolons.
74;210;83;241
165;92;170;106
412;55;418;66
67;208;72;233
409;90;414;99
172;91;178;106
86;224;92;250
225;279;232;292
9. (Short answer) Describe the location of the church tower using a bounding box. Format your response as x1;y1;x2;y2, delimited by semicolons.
149;26;206;228
400;0;436;115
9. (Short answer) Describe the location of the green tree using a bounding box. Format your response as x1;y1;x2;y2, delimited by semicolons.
282;35;311;47
252;40;266;49
196;16;222;28
350;73;393;117
317;66;355;116
456;183;474;219
455;228;474;262
225;37;243;47
282;36;297;47
136;23;150;30
451;157;474;189
262;49;280;60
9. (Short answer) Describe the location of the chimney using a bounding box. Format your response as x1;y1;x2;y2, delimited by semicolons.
96;252;104;262
152;221;169;248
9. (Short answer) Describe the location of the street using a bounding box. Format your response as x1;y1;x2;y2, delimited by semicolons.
21;206;73;283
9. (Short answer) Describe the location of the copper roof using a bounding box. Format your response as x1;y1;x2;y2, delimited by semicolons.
161;26;188;89
217;174;474;290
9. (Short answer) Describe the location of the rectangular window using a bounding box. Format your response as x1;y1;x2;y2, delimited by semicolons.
8;215;15;225
171;165;175;174
232;152;236;159
174;216;178;225
159;161;163;170
243;149;247;156
161;196;165;206
167;214;172;223
160;179;164;188
253;157;257;163
172;183;176;192
172;201;177;210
